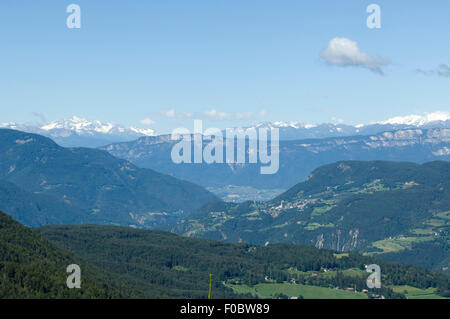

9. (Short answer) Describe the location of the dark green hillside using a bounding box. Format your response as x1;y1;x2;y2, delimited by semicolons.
0;180;93;227
276;160;449;201
36;224;450;299
0;210;143;298
173;161;450;273
1;209;448;299
378;241;450;276
36;225;249;298
0;129;218;227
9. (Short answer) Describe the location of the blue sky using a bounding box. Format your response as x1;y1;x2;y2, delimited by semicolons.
0;0;449;133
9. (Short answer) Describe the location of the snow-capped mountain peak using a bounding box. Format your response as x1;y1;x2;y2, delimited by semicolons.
1;116;156;147
246;111;450;140
256;121;318;130
130;127;156;136
39;116;155;136
2;111;449;146
376;111;450;126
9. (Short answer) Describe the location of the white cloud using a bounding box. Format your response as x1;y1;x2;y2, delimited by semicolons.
320;37;389;75
203;109;267;121
162;109;176;118
158;108;267;121
203;109;231;121
140;118;155;125
417;64;450;77
160;109;193;119
437;64;450;77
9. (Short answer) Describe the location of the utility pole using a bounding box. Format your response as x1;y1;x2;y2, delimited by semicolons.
208;274;213;299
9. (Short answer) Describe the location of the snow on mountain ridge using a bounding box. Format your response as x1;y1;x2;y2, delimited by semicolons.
255;111;450;130
39;116;155;136
2;111;449;147
256;121;318;129
0;116;156;147
130;127;156;136
376;111;450;126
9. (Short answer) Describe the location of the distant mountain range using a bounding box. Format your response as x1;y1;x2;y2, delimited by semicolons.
1;111;449;147
0;129;218;227
246;111;450;140
0;126;449;296
0;116;155;148
102;127;450;190
172;160;450;275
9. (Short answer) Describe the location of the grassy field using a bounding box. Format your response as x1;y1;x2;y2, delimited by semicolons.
287;267;365;279
435;211;450;220
311;205;333;217
305;222;334;230
226;283;368;299
321;268;366;278
410;228;434;235
370;235;435;254
367;209;449;256
334;253;349;259
390;285;446;299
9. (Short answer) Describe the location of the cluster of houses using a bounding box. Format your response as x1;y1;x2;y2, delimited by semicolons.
266;198;320;217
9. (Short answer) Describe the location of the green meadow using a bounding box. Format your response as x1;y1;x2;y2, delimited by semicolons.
226;283;368;299
390;285;446;299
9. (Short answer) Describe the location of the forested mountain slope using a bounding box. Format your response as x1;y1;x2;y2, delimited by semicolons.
36;224;450;299
0;129;218;227
173;161;450;274
0;210;143;298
